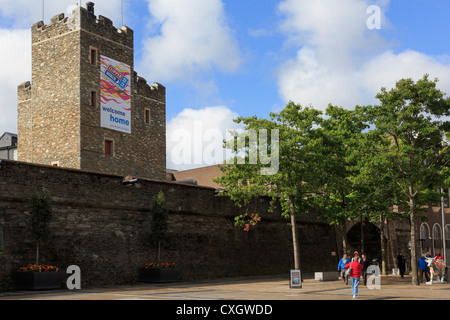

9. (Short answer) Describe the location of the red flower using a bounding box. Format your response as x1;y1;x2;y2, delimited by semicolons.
142;262;177;269
17;264;59;272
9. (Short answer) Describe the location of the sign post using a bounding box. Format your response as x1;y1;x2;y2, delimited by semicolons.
290;270;302;289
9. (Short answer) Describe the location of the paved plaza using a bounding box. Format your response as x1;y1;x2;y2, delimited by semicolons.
0;274;449;301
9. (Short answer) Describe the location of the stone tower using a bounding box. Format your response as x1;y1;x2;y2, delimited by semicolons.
17;3;166;180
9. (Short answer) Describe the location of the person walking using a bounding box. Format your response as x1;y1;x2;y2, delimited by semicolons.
345;252;363;299
397;252;406;278
361;253;370;286
418;255;430;283
351;251;361;262
338;253;351;285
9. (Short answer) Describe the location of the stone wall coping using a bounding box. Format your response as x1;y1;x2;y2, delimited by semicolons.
0;159;216;192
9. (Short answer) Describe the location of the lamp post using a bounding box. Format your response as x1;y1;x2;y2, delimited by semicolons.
360;214;364;254
441;189;447;267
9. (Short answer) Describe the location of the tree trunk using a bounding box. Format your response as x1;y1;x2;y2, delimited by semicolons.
289;196;301;270
157;241;161;262
339;218;349;254
409;196;420;286
36;243;39;266
342;233;349;254
333;224;342;259
379;214;387;275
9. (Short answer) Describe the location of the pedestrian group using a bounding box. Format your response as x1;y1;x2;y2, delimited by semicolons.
338;251;365;298
338;250;445;299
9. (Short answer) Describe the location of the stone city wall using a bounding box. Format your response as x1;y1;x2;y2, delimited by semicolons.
0;160;338;290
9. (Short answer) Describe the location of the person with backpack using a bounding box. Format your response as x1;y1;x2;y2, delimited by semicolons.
345;252;363;299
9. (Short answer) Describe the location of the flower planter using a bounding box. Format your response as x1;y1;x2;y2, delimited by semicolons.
14;271;65;290
138;268;179;283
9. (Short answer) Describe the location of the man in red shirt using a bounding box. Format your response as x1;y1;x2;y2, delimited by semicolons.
345;252;363;298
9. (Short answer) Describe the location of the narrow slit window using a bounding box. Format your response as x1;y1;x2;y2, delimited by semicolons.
90;48;98;65
105;139;113;156
90;91;97;107
144;109;150;124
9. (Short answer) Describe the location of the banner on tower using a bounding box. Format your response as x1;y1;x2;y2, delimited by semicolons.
100;55;131;134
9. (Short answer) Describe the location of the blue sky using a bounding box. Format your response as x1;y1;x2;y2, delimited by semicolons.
0;0;449;170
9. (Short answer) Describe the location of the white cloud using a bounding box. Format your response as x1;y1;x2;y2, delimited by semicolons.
359;50;450;96
0;0;123;29
276;0;450;110
138;0;242;85
167;106;243;170
0;29;31;133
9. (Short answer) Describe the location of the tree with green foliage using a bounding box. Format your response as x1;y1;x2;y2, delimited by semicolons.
151;191;169;262
350;126;404;275
361;75;450;285
311;105;369;255
29;187;53;266
214;101;323;270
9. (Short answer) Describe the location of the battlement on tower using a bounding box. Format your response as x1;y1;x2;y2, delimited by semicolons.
17;81;32;102
32;6;133;49
135;73;166;103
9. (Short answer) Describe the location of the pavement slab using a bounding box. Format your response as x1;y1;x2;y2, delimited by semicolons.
0;274;448;301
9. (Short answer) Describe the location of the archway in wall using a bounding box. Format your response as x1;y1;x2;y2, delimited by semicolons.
420;222;431;255
347;222;384;263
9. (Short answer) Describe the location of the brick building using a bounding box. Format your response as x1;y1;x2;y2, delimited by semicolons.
17;3;166;180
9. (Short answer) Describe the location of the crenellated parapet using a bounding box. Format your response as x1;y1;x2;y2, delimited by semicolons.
32;6;133;49
135;73;166;104
78;6;134;49
17;81;32;102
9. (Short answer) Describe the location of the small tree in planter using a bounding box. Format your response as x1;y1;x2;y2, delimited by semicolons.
139;191;178;282
151;191;168;262
29;187;53;266
14;188;64;290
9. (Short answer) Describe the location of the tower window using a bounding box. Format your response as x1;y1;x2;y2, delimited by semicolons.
144;109;150;124
90;47;98;65
104;139;114;156
90;91;97;107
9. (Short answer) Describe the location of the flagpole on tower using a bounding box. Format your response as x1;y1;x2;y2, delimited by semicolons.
121;0;124;27
42;0;45;21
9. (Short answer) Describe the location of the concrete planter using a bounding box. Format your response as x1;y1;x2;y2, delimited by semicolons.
14;271;65;290
138;268;178;283
314;271;339;281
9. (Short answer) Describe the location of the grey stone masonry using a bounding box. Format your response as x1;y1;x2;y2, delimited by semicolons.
17;4;166;180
